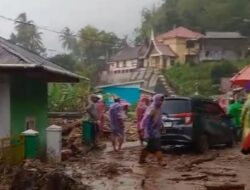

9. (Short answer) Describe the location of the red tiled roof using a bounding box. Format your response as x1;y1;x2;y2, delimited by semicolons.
156;26;203;40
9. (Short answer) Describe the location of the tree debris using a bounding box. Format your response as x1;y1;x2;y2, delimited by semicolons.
205;182;245;190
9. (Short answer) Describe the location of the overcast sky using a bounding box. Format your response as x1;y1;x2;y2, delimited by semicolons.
0;0;162;56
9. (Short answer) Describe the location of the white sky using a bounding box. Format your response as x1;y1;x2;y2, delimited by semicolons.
0;0;162;56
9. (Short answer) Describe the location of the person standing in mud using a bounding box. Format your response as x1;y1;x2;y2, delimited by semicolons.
86;94;100;147
96;95;106;136
136;96;150;146
109;97;125;151
139;94;166;166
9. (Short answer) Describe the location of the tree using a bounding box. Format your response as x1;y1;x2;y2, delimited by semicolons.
49;54;76;71
77;25;120;63
10;13;45;54
59;27;77;52
136;0;250;43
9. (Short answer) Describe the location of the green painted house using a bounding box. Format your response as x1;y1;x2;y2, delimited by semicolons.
0;37;87;154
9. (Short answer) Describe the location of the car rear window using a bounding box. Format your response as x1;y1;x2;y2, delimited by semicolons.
162;99;191;114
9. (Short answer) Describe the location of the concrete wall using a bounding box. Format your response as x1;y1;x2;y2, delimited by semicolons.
10;75;48;155
0;75;10;138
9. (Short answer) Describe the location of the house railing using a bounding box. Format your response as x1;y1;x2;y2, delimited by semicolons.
0;136;24;165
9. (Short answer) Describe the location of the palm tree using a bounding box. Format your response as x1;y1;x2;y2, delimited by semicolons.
12;13;45;54
60;27;77;51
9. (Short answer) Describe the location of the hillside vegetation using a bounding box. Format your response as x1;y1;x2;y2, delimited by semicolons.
164;60;250;97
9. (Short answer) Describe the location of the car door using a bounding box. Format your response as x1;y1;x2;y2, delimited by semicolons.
203;101;232;144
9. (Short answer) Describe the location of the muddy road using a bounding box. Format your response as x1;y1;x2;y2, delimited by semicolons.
65;144;250;190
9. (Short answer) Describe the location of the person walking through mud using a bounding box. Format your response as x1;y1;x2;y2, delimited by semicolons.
227;99;242;142
139;94;166;166
136;96;150;146
109;98;125;152
86;94;100;147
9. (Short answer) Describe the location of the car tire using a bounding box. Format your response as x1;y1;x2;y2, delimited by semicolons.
195;134;209;154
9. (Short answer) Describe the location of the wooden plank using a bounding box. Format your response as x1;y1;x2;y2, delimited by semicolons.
48;112;85;119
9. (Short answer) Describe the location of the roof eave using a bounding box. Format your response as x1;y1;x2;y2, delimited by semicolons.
0;64;89;82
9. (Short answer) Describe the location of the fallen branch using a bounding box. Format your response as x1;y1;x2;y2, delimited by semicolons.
187;153;219;167
202;170;236;177
168;174;207;181
205;182;245;190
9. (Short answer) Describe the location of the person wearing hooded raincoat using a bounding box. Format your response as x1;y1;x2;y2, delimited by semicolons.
136;96;150;146
139;94;166;166
109;98;125;151
241;94;250;139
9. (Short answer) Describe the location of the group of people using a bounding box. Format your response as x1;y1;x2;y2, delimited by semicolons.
85;93;166;165
85;94;128;150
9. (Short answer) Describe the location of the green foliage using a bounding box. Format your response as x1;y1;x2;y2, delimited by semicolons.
49;54;76;71
10;13;45;54
164;60;249;97
136;0;250;43
60;25;122;64
210;61;238;84
48;81;90;112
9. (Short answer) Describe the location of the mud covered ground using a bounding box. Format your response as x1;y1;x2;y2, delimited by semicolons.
65;144;250;190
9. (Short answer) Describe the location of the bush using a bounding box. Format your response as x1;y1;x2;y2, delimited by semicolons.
210;61;238;84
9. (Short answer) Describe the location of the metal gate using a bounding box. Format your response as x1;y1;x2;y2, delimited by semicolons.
0;136;24;165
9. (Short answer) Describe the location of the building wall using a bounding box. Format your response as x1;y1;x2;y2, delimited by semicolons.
10;76;48;154
199;39;247;61
0;75;10;138
101;84;141;105
109;59;138;72
163;38;200;63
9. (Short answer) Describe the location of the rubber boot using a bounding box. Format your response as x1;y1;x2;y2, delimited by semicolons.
139;149;149;164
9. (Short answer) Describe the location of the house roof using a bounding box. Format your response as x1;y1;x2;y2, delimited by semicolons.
0;37;88;82
96;80;144;88
203;32;246;39
143;40;177;58
155;42;178;57
156;26;203;40
98;68;169;95
109;45;147;62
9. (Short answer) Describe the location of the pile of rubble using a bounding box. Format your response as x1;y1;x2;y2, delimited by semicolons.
0;160;92;190
49;118;88;161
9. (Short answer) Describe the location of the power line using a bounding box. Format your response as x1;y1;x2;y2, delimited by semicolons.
0;15;120;45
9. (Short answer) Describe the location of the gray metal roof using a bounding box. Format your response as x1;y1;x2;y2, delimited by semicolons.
0;37;88;82
109;45;147;62
204;32;246;39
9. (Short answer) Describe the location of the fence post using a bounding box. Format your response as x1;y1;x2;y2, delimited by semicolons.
46;125;62;163
22;129;39;159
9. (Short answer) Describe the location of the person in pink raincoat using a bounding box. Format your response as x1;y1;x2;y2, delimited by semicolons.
136;96;150;146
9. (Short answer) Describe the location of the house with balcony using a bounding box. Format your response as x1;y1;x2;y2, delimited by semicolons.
199;32;248;61
156;26;204;64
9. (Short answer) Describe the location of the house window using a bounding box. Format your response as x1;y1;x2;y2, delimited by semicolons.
123;61;126;67
25;117;36;130
186;41;195;49
205;51;210;57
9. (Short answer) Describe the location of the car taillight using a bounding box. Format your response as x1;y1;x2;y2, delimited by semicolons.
185;115;193;125
173;113;193;125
